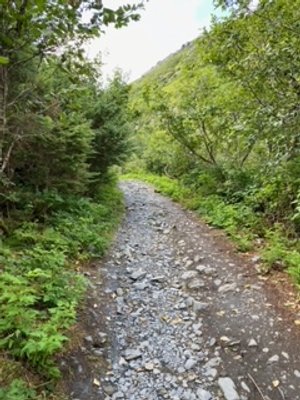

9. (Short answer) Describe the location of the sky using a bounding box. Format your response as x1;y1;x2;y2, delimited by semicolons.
86;0;217;82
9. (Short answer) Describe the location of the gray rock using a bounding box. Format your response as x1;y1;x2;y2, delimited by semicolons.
103;384;116;395
218;377;240;400
144;362;154;371
151;275;165;282
193;301;209;312
187;278;205;289
203;367;218;379
218;283;237;293
214;279;222;287
184;358;197;370
133;281;148;290
241;382;250;393
182;270;198;280
267;354;279;364
123;349;142;361
130;269;147;280
196;265;214;275
204;357;222;368
196;388;212;400
248;339;258;347
84;335;93;344
294;370;300;378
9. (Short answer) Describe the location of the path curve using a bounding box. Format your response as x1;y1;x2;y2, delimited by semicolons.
65;181;300;400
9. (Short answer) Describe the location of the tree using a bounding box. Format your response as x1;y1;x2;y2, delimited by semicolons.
0;0;145;186
89;71;131;184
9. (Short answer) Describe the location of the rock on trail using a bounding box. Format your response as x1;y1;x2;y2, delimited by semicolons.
64;181;300;400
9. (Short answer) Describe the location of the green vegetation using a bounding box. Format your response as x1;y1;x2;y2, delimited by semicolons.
122;173;300;283
0;182;123;399
126;0;300;285
2;0;300;396
0;1;144;398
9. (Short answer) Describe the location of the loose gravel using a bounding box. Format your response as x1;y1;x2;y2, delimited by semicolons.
65;181;300;400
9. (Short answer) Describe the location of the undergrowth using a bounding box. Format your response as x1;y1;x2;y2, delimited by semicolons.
121;172;300;286
0;182;124;399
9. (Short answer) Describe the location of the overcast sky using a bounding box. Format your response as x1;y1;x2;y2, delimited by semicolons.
86;0;217;82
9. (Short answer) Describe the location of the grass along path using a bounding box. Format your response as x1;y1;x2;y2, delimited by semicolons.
0;182;124;400
121;173;300;291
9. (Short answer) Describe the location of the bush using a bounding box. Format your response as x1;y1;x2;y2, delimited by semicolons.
0;379;37;400
0;182;124;380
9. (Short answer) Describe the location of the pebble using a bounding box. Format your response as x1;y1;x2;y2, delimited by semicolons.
184;358;197;370
103;384;116;395
218;283;237;293
193;301;209;312
267;354;279;364
196;388;212;400
294;370;300;378
182;270;198;280
130;269;147;280
187;278;205;289
123;349;142;361
144;362;154;371
218;377;240;400
248;339;258;347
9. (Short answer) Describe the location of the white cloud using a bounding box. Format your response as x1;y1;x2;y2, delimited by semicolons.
86;0;213;82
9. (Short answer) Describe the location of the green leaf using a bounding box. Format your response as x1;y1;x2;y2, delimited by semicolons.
0;56;9;64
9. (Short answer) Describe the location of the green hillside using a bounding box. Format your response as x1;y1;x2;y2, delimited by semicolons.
127;0;300;280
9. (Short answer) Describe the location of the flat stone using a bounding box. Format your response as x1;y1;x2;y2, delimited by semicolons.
84;335;93;344
182;270;198;280
130;270;147;280
203;367;218;379
144;362;154;371
151;275;165;282
123;349;142;361
185;259;194;268
133;282;148;290
193;301;209;312
218;377;240;400
204;357;222;368
218;283;237;293
187;278;205;289
196;265;214;275
103;384;116;395
184;358;197;370
194;255;204;263
267;354;279;364
196;388;213;400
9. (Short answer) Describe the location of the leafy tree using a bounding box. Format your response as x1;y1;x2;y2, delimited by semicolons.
128;0;300;229
89;71;131;184
0;0;145;188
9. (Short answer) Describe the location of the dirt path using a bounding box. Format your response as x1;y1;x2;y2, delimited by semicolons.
64;181;300;400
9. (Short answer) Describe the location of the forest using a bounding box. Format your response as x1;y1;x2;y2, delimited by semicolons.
1;0;300;399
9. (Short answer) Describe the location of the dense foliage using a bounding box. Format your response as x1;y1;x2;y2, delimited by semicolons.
0;1;143;398
127;0;300;279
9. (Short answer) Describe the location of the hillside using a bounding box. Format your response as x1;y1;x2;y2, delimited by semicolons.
127;0;300;285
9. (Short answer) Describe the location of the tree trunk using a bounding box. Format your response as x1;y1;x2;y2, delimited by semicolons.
0;65;8;174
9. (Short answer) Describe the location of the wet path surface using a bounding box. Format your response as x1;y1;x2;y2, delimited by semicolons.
66;181;300;400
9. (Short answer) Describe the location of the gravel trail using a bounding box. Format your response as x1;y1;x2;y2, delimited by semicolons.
66;181;300;400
